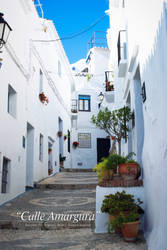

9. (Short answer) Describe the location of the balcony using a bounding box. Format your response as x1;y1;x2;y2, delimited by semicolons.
117;30;128;78
105;71;114;92
104;71;114;103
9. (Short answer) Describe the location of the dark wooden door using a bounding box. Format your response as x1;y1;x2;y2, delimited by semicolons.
97;138;110;163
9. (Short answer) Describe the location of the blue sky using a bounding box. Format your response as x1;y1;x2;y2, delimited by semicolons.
37;0;109;64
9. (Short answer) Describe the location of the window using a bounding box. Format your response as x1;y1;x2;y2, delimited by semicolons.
78;133;91;148
8;84;17;118
117;30;127;65
39;134;43;161
68;130;70;153
71;99;78;112
22;136;26;148
58;60;61;77
1;157;10;193
78;95;91;111
39;69;43;94
122;0;125;8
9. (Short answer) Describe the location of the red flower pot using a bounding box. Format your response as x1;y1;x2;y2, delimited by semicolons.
118;163;139;181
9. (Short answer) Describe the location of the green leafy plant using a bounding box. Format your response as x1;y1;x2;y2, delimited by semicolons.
91;106;133;154
108;211;140;232
59;154;66;162
93;154;125;181
101;190;143;215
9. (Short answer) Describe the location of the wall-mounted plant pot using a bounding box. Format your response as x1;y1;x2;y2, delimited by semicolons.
48;169;53;175
48;148;52;154
57;131;62;137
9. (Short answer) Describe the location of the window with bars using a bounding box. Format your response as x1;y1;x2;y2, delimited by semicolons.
78;133;91;148
1;157;10;193
78;95;91;111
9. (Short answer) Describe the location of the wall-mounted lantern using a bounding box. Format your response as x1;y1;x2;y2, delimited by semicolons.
0;13;12;49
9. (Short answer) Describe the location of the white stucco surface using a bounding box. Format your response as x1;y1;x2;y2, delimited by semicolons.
106;0;167;249
0;0;73;205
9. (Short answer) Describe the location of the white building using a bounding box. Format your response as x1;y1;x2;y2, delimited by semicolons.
0;0;74;205
106;0;167;249
70;45;115;169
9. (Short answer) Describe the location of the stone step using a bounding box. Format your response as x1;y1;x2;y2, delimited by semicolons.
61;168;94;173
36;183;97;190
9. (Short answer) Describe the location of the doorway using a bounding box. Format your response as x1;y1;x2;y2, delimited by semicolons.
26;122;34;188
97;138;110;163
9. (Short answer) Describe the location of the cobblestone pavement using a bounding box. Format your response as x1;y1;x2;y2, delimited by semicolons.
0;171;147;249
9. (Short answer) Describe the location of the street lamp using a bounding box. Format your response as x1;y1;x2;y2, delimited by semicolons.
0;13;12;49
98;92;104;108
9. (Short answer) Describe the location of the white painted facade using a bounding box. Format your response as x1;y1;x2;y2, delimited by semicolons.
0;0;73;205
70;47;113;169
106;0;167;249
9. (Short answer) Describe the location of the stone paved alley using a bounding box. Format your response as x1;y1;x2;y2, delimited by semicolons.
0;171;147;249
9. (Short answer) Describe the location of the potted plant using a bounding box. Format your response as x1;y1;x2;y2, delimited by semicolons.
73;141;79;148
101;191;143;239
118;160;140;181
59;154;66;168
109;211;140;241
39;92;49;105
48;148;52;154
118;153;140;181
57;131;62;137
93;154;125;183
48;168;53;175
71;109;77;113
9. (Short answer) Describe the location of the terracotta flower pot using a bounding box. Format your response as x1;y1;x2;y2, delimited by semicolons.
122;220;140;242
118;163;139;181
109;214;122;234
102;169;114;180
57;131;62;137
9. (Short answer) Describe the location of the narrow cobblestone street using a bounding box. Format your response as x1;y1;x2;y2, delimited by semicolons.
0;171;147;249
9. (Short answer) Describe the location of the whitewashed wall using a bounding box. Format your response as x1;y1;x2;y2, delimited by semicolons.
107;0;167;249
0;0;73;205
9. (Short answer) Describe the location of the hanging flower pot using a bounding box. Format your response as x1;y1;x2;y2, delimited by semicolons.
39;92;49;105
57;131;62;137
73;141;79;148
48;148;52;154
